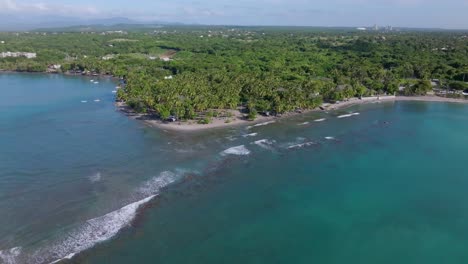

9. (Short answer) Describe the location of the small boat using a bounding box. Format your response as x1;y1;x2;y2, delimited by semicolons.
94;81;99;84
94;99;101;102
90;80;94;82
81;100;88;103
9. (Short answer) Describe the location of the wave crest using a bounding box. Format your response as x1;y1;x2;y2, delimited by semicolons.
337;112;360;119
221;145;251;156
252;139;276;150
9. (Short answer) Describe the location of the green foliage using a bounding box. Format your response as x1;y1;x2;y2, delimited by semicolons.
448;81;468;90
404;80;432;95
1;28;468;118
247;109;258;121
198;117;211;124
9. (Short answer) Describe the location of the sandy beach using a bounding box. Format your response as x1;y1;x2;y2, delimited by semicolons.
117;95;468;132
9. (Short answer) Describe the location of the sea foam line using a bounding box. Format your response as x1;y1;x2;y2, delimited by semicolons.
314;118;326;122
42;195;155;264
37;171;180;264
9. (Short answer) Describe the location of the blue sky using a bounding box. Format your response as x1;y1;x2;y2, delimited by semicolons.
1;0;468;29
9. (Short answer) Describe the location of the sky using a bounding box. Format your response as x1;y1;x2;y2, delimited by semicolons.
1;0;468;29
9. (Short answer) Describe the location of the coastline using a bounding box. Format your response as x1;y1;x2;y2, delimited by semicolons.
117;95;468;132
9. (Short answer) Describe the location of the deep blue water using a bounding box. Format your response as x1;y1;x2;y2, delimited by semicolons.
2;73;468;264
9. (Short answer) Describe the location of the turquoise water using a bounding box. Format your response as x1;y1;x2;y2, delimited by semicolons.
2;74;468;263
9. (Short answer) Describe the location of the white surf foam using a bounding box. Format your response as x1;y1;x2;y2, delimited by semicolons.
41;195;155;264
243;133;258;137
0;247;21;264
33;170;181;264
252;139;276;150
337;112;360;119
49;253;76;264
225;136;237;142
94;81;99;84
138;171;179;196
314;118;326;122
325;136;335;140
81;100;88;103
94;99;101;102
247;121;275;129
89;172;102;183
298;122;309;125
112;90;117;94
287;142;316;149
221;145;251;156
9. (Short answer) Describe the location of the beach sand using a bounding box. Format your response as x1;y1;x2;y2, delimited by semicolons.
117;95;468;132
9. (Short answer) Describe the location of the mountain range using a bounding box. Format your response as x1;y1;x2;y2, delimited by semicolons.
0;16;180;31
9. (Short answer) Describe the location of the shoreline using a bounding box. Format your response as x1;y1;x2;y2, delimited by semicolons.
117;95;468;132
3;70;467;132
118;95;468;132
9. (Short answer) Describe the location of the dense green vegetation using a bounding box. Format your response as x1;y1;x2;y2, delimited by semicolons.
1;26;467;120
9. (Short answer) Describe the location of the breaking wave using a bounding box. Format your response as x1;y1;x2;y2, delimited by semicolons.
283;137;317;150
247;121;275;129
138;171;179;196
287;142;317;149
298;122;309;125
252;139;276;150
337;112;360;119
0;247;21;264
221;145;251;156
314;118;326;122
12;170;182;264
243;133;258;137
37;195;155;264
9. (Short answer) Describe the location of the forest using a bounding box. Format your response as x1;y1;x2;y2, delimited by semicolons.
1;26;467;120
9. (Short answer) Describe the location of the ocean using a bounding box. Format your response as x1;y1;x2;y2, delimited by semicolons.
1;73;468;264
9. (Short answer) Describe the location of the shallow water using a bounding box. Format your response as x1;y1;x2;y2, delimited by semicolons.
2;74;468;263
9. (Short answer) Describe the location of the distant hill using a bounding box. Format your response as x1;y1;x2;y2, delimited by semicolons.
0;15;181;31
